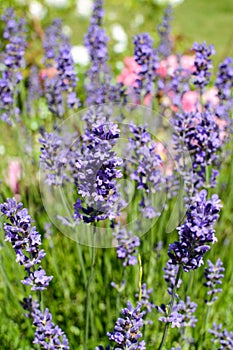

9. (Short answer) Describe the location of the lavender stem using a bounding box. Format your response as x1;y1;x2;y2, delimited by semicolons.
84;226;96;350
158;265;182;350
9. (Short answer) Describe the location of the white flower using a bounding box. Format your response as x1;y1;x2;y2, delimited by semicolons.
111;24;128;53
76;0;93;17
44;0;69;8
153;0;184;6
29;1;47;19
71;45;90;66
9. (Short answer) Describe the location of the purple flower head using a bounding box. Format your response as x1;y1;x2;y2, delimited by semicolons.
43;18;66;65
23;297;69;349
168;190;221;272
158;297;197;328
163;260;182;296
0;8;27;124
172;107;221;191
42;19;79;116
0;198;53;290
91;0;104;26
215;57;233;120
84;0;113;106
27;66;43;113
135;283;155;314
133;33;158;99
73;123;124;223
107;301;146;349
157;5;173;58
39;130;75;186
204;258;225;304
192;42;215;90
209;323;233;349
126;123;165;218
113;226;140;267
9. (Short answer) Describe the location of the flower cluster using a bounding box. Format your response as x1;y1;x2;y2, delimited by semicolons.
157;5;173;58
204;258;225;304
215;56;233;120
168;190;221;272
192;42;215;91
209;323;233;349
84;0;111;105
163;260;183;296
22;297;69;349
0;8;27;124
113;226;140;266
135;283;155;314
172;107;221;190
39;130;74;186
43;19;79;116
74;123;123;223
0;198;53;290
107;301;146;349
157;297;197;328
133;33;158;99
127;123;164;218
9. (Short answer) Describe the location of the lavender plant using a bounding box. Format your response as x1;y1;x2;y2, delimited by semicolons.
0;8;27;124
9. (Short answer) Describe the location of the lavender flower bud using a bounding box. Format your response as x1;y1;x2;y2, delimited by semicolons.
168;190;221;272
107;301;146;349
209;323;233;349
157;6;173;58
204;258;225;303
163;260;182;296
158;297;197;329
192;42;215;91
23;297;69;349
133;33;158;99
113;226;140;267
1;198;53;290
0;8;27;124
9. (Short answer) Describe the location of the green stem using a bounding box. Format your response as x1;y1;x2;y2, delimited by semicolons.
202;294;213;345
157;265;182;350
84;226;96;350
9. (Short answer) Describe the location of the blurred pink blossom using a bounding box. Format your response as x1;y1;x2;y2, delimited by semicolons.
116;57;140;87
7;160;21;195
156;54;195;77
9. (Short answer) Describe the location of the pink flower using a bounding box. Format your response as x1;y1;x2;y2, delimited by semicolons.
203;87;219;106
7;160;21;195
116;57;140;87
181;91;199;112
156;55;195;77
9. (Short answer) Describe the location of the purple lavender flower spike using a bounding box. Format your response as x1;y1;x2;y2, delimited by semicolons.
84;0;111;105
215;57;233;122
107;301;146;349
209;323;233;349
23;296;69;349
192;42;215;92
163;260;182;296
113;226;140;267
74;123;124;223
171;107;221;191
126;123;165;218
0;8;27;124
135;283;155;315
133;33;158;100
168;190;221;272
43;19;79;116
0;198;53;290
204;258;225;304
157;6;173;58
158;297;197;329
